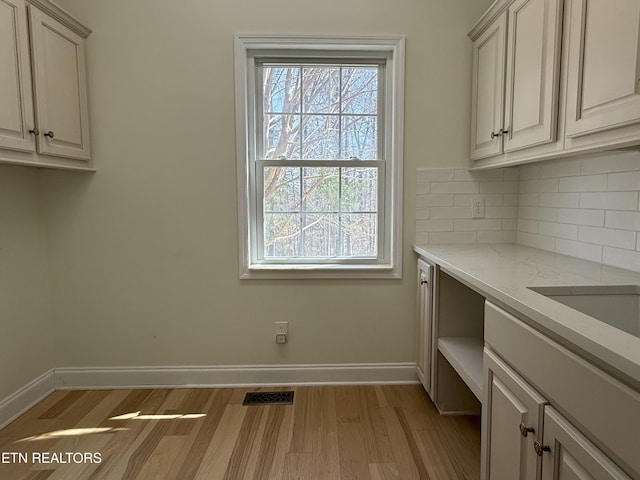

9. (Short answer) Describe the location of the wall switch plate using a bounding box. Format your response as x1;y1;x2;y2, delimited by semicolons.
275;333;287;344
471;196;485;218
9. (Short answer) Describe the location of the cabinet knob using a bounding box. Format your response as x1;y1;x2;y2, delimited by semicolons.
534;440;550;456
519;423;535;437
29;128;40;136
44;131;55;139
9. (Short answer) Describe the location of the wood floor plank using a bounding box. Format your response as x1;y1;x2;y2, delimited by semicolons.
253;405;286;480
173;388;232;480
38;391;87;420
266;401;296;480
288;387;312;454
133;435;185;480
193;404;247;479
368;463;400;480
0;386;481;480
354;386;394;464
282;452;313;480
380;406;423;480
336;386;370;480
223;405;266;479
310;386;341;479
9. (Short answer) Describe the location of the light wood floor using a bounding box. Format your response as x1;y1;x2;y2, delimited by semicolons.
0;385;480;480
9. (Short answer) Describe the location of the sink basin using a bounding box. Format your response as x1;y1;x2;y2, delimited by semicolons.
528;285;640;338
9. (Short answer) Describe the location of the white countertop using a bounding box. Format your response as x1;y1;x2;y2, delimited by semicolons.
413;243;640;388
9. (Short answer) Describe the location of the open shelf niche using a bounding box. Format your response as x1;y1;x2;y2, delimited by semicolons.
434;270;485;414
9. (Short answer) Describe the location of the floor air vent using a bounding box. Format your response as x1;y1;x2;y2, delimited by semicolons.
242;391;294;406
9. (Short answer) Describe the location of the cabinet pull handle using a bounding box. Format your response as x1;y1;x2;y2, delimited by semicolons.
420;280;428;285
29;128;40;136
490;129;509;139
519;423;535;437
534;441;550;456
44;131;55;139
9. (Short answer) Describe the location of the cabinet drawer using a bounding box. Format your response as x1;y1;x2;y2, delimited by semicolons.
485;301;640;476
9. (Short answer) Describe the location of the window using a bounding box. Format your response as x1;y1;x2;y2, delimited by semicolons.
235;35;405;279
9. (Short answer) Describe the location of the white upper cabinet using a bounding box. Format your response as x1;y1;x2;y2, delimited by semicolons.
565;0;640;138
471;11;507;160
0;0;92;170
470;0;563;162
469;0;640;169
0;0;35;152
503;0;563;152
29;6;90;160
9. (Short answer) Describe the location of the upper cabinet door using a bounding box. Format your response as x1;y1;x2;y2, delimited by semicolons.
470;11;507;161
29;6;90;160
503;0;563;152
565;0;640;138
0;0;35;152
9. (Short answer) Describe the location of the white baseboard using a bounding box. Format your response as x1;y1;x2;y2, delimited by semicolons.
0;370;55;429
54;363;418;390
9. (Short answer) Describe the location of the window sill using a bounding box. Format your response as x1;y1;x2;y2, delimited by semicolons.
240;263;402;280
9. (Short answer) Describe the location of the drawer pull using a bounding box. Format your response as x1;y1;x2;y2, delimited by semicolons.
534;441;550;456
519;423;535;437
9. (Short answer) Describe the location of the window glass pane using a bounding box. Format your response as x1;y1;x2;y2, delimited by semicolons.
302;67;340;114
341;168;377;212
263;114;300;159
302;214;339;257
263;67;300;113
341;67;378;115
264;213;300;258
264;167;301;212
342;214;377;257
302;167;339;212
341;115;377;160
301;115;339;159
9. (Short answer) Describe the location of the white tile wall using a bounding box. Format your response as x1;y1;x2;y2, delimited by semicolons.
515;151;640;270
415;168;519;244
415;151;640;274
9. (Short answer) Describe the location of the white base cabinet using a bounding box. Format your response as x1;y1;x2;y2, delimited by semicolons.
542;407;631;480
484;301;640;480
416;258;435;396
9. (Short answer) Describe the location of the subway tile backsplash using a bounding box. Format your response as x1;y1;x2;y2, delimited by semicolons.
415;151;640;273
415;167;519;245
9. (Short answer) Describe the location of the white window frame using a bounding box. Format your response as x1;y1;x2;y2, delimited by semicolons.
234;34;405;279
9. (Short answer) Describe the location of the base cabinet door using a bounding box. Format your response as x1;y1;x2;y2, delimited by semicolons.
416;259;434;396
540;407;632;480
482;348;548;480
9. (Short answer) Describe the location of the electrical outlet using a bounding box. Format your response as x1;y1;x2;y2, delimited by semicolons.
275;322;288;344
471;196;485;218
